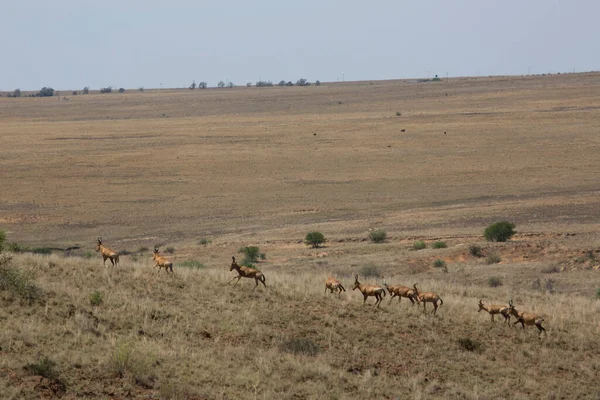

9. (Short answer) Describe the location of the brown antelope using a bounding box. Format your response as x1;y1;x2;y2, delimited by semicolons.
152;246;173;274
325;277;346;297
413;284;443;315
383;281;418;305
95;237;119;267
478;299;511;322
507;300;547;335
228;256;266;290
352;275;386;308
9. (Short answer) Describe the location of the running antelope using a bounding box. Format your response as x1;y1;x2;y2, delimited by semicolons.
507;300;547;335
413;284;443;315
478;299;511;322
383;282;418;305
152;246;173;274
325;277;346;297
95;237;119;267
352;275;386;308
228;256;266;290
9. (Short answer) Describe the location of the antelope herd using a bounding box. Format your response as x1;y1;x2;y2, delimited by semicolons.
94;238;548;336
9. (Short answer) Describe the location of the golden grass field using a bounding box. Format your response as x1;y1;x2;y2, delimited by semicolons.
1;73;600;399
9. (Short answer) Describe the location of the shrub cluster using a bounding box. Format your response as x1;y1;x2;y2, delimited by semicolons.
484;221;516;242
305;232;326;248
369;230;387;243
413;240;426;250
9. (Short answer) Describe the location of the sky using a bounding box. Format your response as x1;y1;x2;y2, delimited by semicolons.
1;0;598;90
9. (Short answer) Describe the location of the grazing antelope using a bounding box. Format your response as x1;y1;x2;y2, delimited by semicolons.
383;281;418;305
478;299;510;322
413;284;443;315
507;300;547;335
95;237;119;267
325;277;346;297
352;275;386;308
228;256;266;290
152;246;173;274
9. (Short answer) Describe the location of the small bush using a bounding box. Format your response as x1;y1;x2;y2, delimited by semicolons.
432;241;447;249
305;232;326;248
413;240;426;250
596;288;600;298
0;230;5;252
457;338;483;353
7;242;22;253
31;247;52;255
178;260;204;269
469;245;483;257
107;341;155;387
484;221;516;242
486;253;501;265
239;246;260;263
24;356;58;380
90;291;104;306
0;258;42;303
488;277;503;287
541;264;561;274
433;259;448;272
280;338;320;356
259;253;266;260
164;247;175;254
396;111;401;116
118;88;125;93
198;238;211;246
359;263;381;278
369;230;387;243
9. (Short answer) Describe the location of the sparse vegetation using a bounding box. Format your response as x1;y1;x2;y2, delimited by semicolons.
359;263;381;278
198;238;211;246
469;244;483;257
484;221;516;242
90;290;104;306
164;246;175;254
138;246;149;254
305;231;326;248
457;338;483;353
31;247;52;255
433;259;447;272
488;277;503;287
24;356;58;380
369;230;387;243
84;251;93;259
413;240;426;250
177;260;204;269
239;246;260;263
0;257;42;303
432;241;447;249
7;242;22;253
542;264;561;274
486;253;501;264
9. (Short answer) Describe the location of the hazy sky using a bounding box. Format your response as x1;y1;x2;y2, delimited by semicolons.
2;1;598;90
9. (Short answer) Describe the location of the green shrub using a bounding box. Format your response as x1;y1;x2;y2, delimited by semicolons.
305;232;326;248
84;251;93;259
433;259;446;269
198;238;211;246
413;240;426;250
469;245;483;257
457;338;483;353
395;111;402;116
24;356;58;380
178;260;204;269
7;242;22;253
486;253;501;265
31;247;52;255
259;253;266;260
0;230;5;252
488;277;503;287
238;246;260;263
0;257;42;303
90;291;104;306
359;263;381;278
484;221;516;242
369;230;387;243
596;288;600;298
280;338;320;356
432;241;447;249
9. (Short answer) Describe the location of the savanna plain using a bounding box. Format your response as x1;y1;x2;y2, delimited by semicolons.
1;73;600;399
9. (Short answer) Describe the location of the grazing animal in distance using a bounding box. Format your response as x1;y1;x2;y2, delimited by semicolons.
478;299;511;322
325;277;346;297
352;275;386;308
383;281;418;305
413;284;443;315
152;246;173;274
228;256;266;290
95;237;119;267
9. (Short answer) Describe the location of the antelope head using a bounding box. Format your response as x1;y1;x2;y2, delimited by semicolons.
478;299;485;312
230;256;238;271
352;275;360;290
95;237;103;252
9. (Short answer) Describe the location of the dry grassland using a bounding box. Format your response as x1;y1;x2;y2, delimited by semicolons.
1;73;600;399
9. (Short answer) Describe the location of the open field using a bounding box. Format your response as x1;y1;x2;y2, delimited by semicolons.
1;73;600;399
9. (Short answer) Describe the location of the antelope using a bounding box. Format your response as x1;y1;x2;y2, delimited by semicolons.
478;299;510;322
413;284;443;315
383;281;418;305
352;275;386;308
325;277;346;297
95;237;119;267
507;300;547;335
152;246;173;274
228;256;266;290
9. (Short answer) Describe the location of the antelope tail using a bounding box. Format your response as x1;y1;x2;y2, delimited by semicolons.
439;297;444;306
